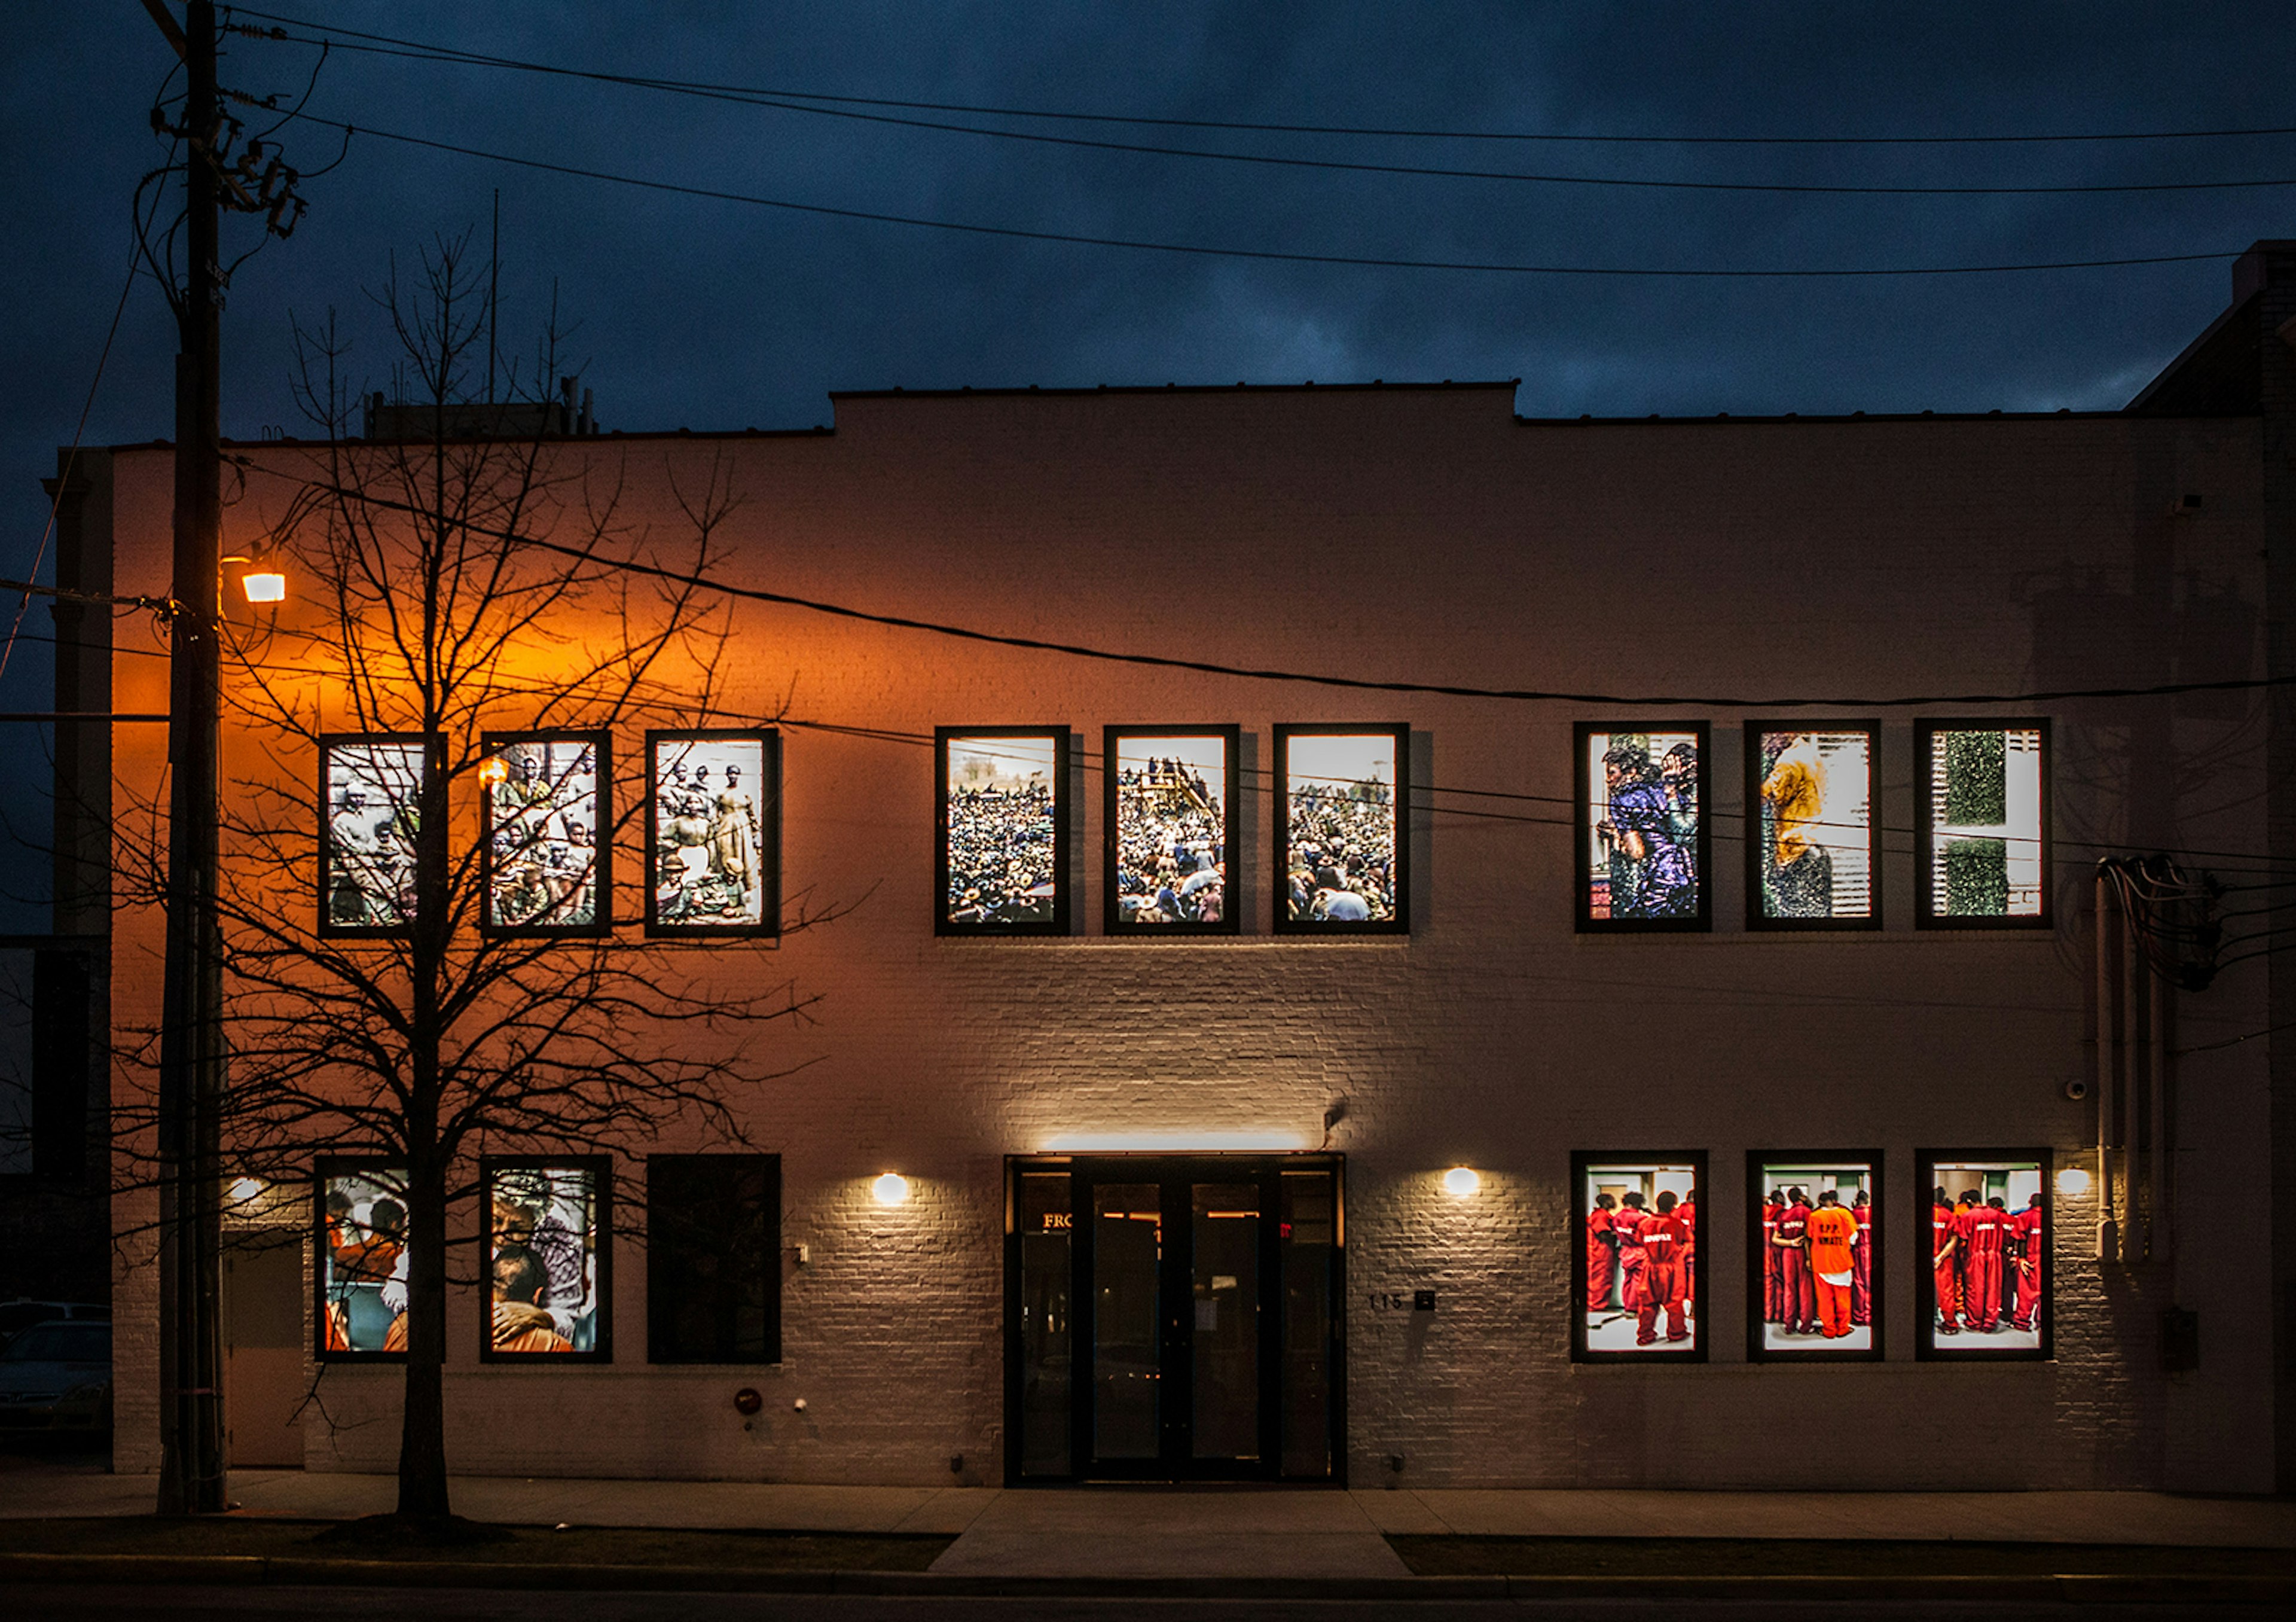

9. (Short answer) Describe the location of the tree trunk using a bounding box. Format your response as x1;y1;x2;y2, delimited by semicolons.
396;1154;451;1519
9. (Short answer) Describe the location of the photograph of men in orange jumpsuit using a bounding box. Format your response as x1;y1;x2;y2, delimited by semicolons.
317;1167;410;1356
1922;1156;2045;1353
1577;1157;1700;1356
1751;1157;1877;1356
481;1161;608;1359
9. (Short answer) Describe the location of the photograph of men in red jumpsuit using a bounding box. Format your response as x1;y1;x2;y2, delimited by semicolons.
1751;1157;1877;1357
1921;1155;2046;1354
1577;1157;1701;1357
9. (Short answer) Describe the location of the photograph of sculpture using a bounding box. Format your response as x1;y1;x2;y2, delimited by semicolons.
1577;727;1705;928
1752;1155;1879;1357
481;1161;607;1359
317;1165;410;1357
320;737;426;933
483;733;607;933
1920;723;2048;922
1107;728;1236;932
647;731;777;935
940;728;1067;931
1276;725;1404;932
1748;725;1877;926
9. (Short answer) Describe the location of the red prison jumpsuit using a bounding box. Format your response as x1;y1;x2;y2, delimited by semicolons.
2010;1205;2044;1332
1964;1205;2009;1331
1635;1212;1690;1344
1613;1208;1649;1314
1931;1200;1962;1333
1677;1199;1697;1317
1806;1203;1859;1338
1586;1205;1617;1312
1850;1203;1873;1325
1775;1200;1815;1333
1761;1199;1783;1323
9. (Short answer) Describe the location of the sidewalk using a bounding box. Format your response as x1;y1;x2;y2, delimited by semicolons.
4;1466;2292;1581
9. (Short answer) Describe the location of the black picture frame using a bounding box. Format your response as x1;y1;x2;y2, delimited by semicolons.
1272;722;1409;936
313;1158;410;1362
1573;722;1711;933
936;726;1071;936
644;729;781;939
478;1156;613;1364
1913;1148;2053;1361
317;732;437;938
1743;721;1883;932
1104;725;1241;937
1914;719;2053;929
480;730;612;937
1745;1150;1885;1363
1571;1150;1708;1364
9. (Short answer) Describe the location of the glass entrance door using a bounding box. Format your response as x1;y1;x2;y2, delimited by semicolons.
1007;1154;1343;1483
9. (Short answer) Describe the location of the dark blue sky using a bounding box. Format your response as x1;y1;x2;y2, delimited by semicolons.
0;1;2288;926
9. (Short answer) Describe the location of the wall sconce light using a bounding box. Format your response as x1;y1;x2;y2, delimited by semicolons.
2056;1164;2092;1199
871;1172;911;1207
228;1175;265;1206
1442;1166;1481;1198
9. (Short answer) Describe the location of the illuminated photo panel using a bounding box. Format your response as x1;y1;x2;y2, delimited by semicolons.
938;728;1070;934
1576;725;1708;929
316;1164;409;1358
646;731;778;937
1918;1151;2049;1359
1747;724;1879;928
482;733;609;934
1750;1154;1882;1360
1275;724;1406;934
319;735;428;934
1918;722;2049;925
481;1160;609;1361
1106;727;1239;934
1574;1153;1704;1361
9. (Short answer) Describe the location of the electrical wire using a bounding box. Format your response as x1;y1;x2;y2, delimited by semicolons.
243;26;2296;199
276;114;2235;282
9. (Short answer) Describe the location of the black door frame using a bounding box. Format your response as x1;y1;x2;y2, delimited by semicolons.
1003;1152;1345;1485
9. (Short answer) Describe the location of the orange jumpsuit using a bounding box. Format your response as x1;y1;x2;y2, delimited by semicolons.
1806;1205;1859;1338
1964;1205;2011;1332
1850;1203;1873;1325
1775;1200;1815;1333
1634;1214;1690;1344
2010;1205;2044;1331
1586;1206;1616;1311
1931;1201;1961;1333
1760;1199;1783;1322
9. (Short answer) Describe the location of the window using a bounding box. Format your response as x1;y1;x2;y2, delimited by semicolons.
1575;724;1708;930
319;734;432;935
1916;1150;2050;1359
481;732;610;934
1105;727;1239;934
938;728;1071;934
1573;1151;1705;1361
315;1163;409;1359
1746;724;1879;928
647;1154;781;1364
480;1159;610;1361
1917;721;2050;925
646;730;780;937
1750;1152;1882;1361
1274;724;1407;934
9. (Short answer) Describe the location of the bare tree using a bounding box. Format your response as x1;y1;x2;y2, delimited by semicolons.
114;233;821;1524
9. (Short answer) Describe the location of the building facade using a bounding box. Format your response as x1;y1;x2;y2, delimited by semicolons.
62;240;2296;1492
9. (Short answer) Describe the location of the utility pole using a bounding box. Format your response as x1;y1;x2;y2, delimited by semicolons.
148;0;228;1516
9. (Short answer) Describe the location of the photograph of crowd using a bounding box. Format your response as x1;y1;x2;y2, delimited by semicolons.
484;735;604;931
1924;1158;2046;1353
1108;730;1234;931
1580;1159;1700;1354
322;738;425;930
1755;1160;1877;1353
942;731;1065;929
649;733;774;932
1750;727;1876;925
1279;728;1402;929
483;1163;605;1356
319;1167;410;1355
1581;728;1703;925
1923;724;2047;919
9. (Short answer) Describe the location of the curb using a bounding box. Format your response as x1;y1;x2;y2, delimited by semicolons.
1;1554;2291;1603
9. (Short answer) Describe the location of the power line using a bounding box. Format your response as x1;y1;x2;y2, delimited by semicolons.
279;114;2234;281
245;26;2296;198
231;11;2296;150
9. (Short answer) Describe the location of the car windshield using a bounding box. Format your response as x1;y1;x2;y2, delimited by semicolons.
2;1324;109;1362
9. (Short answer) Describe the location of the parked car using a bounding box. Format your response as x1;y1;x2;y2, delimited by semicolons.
0;1300;110;1352
0;1320;112;1433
